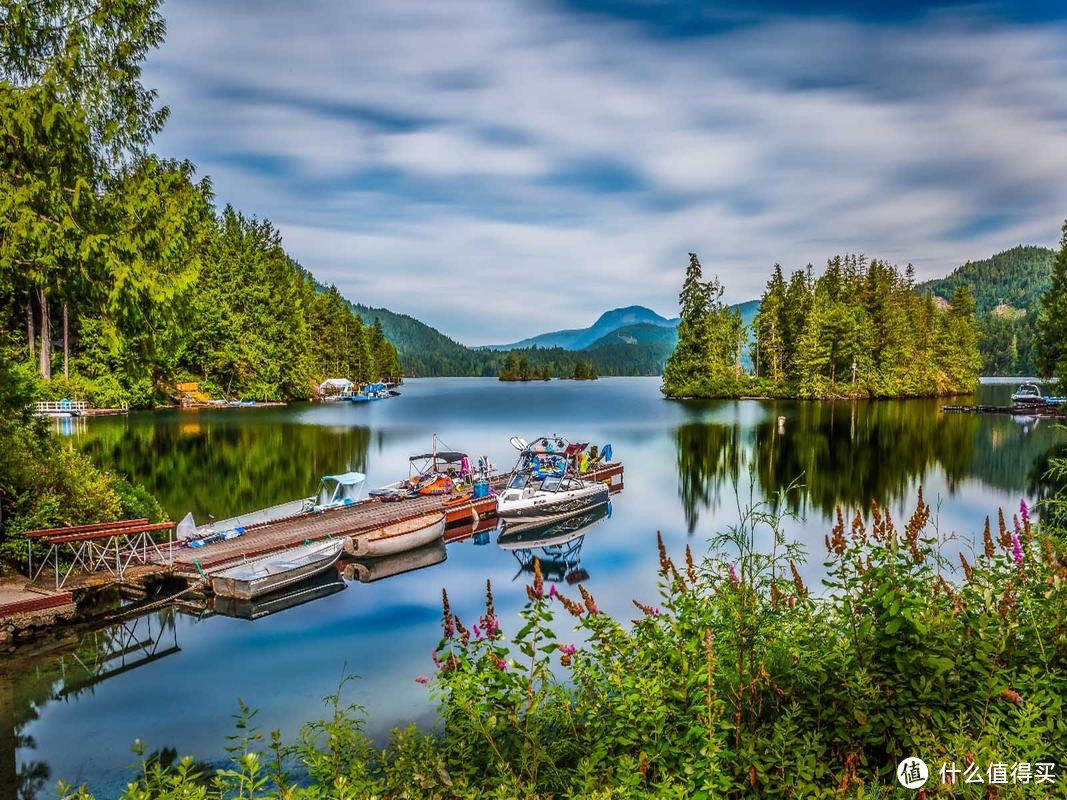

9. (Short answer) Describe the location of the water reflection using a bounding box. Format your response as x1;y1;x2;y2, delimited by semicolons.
497;502;611;584
1;610;180;800
76;410;372;521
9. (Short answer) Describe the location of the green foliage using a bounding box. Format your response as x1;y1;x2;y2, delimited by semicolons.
72;488;1067;798
919;245;1055;376
666;253;982;399
1035;223;1067;385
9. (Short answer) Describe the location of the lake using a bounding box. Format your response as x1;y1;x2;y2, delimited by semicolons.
5;377;1065;799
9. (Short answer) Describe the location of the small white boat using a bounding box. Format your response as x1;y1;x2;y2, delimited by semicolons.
210;539;345;600
343;539;447;582
346;512;445;557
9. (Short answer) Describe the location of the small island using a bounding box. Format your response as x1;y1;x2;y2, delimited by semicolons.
498;353;551;381
662;252;982;400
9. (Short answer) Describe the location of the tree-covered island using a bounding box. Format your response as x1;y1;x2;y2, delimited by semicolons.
662;253;982;400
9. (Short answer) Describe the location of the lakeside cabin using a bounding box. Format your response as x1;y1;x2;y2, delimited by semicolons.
318;378;353;399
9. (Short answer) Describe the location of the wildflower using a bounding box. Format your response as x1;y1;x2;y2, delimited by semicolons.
1020;498;1030;527
829;505;847;555
496;658;508;671
983;517;995;559
431;650;441;669
1001;688;1023;705
579;584;599;615
997;508;1010;548
558;592;585;618
533;558;544;596
1011;532;1024;573
685;544;698;583
632;599;660;617
728;563;739;586
455;615;470;644
790;561;808;601
414;676;429;685
560;643;577;655
441;588;455;639
481;615;500;637
959;552;973;582
473;624;483;640
548;583;558;599
484;579;496;618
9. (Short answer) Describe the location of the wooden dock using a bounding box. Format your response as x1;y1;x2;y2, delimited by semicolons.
941;403;1067;417
170;462;624;577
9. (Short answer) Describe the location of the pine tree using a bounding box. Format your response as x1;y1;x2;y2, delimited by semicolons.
754;265;787;382
1035;221;1067;384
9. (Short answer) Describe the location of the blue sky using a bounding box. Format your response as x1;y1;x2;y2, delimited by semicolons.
145;0;1067;343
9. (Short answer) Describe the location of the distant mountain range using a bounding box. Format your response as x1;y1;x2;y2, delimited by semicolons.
481;305;679;351
349;246;1055;378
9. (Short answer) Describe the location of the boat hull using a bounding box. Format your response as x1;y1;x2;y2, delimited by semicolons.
497;482;609;522
347;513;446;558
343;540;447;582
210;540;345;600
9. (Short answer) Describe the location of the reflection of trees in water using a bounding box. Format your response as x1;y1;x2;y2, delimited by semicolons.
677;400;989;526
675;422;747;532
1;611;179;800
74;414;372;520
1028;440;1067;528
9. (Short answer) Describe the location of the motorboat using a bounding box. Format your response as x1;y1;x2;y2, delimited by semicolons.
1011;383;1046;407
210;539;346;600
183;472;367;546
369;435;488;500
346;511;446;558
496;435;610;522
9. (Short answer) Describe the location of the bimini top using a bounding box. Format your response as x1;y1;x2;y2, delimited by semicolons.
410;451;467;463
322;472;367;486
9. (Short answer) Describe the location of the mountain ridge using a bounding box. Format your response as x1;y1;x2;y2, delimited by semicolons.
481;305;679;351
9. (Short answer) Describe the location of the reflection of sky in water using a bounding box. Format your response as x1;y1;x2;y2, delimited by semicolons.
14;378;1065;798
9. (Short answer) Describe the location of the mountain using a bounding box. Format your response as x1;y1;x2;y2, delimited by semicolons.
349;303;494;377
482;305;678;351
917;245;1055;376
585;322;679;350
917;245;1054;315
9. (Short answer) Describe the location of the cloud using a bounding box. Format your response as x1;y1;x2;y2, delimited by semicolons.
145;0;1067;343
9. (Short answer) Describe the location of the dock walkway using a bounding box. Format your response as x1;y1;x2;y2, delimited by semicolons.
171;462;624;576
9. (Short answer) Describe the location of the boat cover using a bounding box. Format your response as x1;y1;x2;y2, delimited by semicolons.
323;472;366;485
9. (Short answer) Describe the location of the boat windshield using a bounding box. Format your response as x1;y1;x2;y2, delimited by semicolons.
508;473;529;490
541;477;563;492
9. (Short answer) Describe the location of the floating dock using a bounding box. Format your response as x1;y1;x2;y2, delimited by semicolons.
170;462;624;577
941;403;1067;417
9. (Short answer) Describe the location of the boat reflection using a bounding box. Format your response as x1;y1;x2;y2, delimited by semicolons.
342;539;448;583
496;502;610;584
210;569;347;620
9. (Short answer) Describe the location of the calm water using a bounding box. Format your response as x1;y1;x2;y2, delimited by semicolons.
5;377;1065;799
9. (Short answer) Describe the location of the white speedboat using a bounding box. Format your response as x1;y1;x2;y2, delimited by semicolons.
496;435;610;522
1011;383;1046;406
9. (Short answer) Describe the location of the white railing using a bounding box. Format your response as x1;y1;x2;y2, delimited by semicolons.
34;399;89;415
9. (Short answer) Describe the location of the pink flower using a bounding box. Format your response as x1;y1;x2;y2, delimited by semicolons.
496;658;508;671
481;615;500;637
1020;499;1030;526
1011;532;1024;572
431;651;441;669
473;624;483;640
548;584;558;598
414;675;429;685
728;563;739;586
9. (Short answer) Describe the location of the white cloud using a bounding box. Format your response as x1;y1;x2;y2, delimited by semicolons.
146;0;1067;343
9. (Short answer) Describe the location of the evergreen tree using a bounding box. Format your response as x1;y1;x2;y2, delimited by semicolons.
1035;222;1067;384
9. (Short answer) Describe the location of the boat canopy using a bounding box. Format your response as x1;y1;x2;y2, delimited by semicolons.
319;378;352;391
323;471;366;485
410;451;467;463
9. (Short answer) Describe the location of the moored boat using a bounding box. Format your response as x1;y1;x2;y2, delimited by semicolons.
342;539;447;582
210;539;346;600
496;435;611;522
1011;382;1046;406
346;511;446;557
212;570;346;619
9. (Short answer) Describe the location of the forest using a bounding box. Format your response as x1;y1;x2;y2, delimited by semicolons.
663;253;983;399
919;245;1054;376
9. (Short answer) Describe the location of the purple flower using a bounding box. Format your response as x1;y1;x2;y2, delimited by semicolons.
1011;532;1024;572
1020;499;1030;526
473;624;483;640
548;583;558;598
431;651;441;669
482;615;500;637
496;658;508;671
728;563;739;586
560;643;577;656
414;675;429;685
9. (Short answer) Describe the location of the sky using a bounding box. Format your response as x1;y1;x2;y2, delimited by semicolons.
145;0;1067;344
